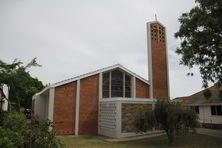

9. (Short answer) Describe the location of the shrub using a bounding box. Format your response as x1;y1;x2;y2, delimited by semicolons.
2;112;27;133
0;110;8;126
135;107;156;132
24;117;65;148
0;128;24;148
0;112;26;147
135;100;199;144
155;101;198;144
0;112;65;148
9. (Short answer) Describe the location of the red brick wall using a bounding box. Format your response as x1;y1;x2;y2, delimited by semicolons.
150;23;169;99
53;82;76;135
79;74;99;135
136;78;149;98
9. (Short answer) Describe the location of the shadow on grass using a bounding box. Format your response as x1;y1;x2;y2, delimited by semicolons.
59;134;222;148
119;134;222;148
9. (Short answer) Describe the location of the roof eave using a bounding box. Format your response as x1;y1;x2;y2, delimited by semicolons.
51;64;150;88
32;86;51;100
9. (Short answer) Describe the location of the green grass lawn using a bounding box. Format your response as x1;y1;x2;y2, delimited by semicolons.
59;134;222;148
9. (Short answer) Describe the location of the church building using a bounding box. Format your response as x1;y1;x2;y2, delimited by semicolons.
32;21;169;138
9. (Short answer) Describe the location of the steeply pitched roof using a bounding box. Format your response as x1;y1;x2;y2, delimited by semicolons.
174;85;222;105
33;64;149;97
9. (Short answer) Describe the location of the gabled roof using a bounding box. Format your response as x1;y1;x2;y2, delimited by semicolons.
173;85;222;106
33;64;149;98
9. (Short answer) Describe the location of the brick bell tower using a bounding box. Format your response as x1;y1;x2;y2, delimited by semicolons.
147;21;170;99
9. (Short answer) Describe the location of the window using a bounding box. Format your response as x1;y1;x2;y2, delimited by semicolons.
102;72;110;98
125;75;131;97
102;69;131;98
111;70;123;97
211;106;222;116
211;106;216;115
195;106;199;114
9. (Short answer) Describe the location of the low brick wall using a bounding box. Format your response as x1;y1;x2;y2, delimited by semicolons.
121;103;152;133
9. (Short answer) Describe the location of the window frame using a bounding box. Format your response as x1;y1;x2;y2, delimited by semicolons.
194;106;199;114
211;105;222;116
111;69;124;98
124;74;131;98
102;72;110;98
102;69;132;98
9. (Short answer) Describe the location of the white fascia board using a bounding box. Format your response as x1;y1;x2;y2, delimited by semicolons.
117;65;150;85
32;86;51;100
51;64;150;88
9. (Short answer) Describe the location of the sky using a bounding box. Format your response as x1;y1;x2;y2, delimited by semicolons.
0;0;206;98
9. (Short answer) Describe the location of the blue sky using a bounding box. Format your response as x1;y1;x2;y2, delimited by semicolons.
0;0;205;98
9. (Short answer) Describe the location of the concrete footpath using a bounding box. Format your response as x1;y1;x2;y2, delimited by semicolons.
197;128;222;138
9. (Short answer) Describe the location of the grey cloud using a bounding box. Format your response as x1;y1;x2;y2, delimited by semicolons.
0;0;203;98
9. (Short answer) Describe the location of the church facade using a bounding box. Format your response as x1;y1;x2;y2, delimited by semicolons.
32;21;169;137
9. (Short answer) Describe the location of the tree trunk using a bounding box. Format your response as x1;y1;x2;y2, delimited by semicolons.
166;129;175;144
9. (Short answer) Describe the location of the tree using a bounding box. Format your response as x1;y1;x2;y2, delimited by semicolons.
175;0;222;87
135;100;199;144
0;58;44;110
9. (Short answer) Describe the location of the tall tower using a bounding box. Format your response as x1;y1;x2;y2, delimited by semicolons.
147;21;169;99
